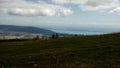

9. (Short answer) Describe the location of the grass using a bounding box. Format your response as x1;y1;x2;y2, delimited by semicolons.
0;33;120;68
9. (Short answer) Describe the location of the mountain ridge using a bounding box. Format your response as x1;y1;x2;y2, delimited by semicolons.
0;25;56;36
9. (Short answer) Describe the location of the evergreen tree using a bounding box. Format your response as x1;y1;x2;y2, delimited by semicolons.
52;34;55;39
55;33;59;38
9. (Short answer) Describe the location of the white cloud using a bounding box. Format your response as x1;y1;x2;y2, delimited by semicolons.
52;0;120;15
0;0;120;16
51;0;87;4
0;0;73;16
81;0;120;13
110;7;120;15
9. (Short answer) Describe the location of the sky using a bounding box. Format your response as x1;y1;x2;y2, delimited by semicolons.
0;0;120;34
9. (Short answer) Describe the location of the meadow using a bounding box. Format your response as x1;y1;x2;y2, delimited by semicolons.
0;33;120;68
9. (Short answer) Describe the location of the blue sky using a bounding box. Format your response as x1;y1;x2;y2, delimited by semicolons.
0;0;120;34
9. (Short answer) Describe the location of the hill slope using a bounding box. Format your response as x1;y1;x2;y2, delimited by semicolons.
0;33;120;68
0;25;56;35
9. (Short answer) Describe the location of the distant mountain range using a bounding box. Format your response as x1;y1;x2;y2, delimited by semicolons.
0;25;72;36
0;25;56;36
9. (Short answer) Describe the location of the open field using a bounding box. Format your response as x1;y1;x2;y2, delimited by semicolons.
0;33;120;68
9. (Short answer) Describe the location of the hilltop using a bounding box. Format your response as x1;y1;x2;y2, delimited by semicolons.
0;33;120;68
0;25;73;40
0;25;56;36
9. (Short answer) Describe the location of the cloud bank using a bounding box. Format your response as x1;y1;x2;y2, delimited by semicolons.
0;0;73;16
52;0;120;14
0;0;120;16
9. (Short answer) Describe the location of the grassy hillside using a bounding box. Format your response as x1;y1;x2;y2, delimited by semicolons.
0;33;120;68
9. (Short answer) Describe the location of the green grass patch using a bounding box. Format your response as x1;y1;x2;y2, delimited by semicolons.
0;33;120;68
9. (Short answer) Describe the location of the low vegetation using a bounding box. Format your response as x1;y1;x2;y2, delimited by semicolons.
0;33;120;68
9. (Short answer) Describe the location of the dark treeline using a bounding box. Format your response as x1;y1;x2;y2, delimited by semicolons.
0;39;32;42
0;33;81;42
51;33;59;39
